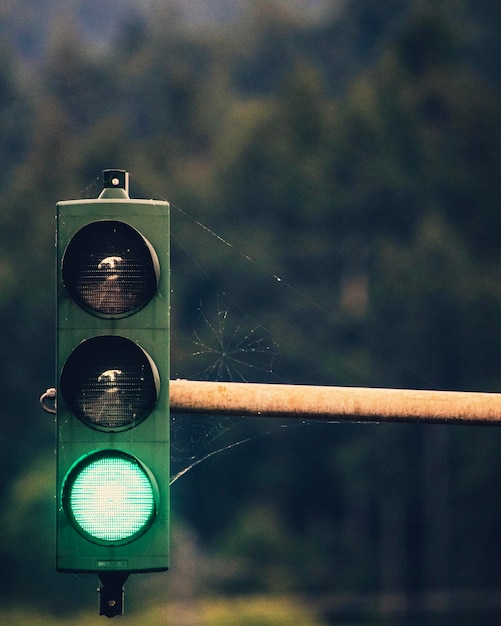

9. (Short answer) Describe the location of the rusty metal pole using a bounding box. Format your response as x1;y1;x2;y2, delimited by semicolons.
169;380;501;425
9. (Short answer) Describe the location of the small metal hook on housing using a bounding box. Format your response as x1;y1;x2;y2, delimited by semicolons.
40;387;57;414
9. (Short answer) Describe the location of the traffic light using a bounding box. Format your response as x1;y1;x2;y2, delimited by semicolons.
56;170;169;579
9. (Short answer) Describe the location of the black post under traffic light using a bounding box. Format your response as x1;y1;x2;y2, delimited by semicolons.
55;170;170;615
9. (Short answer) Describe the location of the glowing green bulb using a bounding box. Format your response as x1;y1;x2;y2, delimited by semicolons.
68;454;155;543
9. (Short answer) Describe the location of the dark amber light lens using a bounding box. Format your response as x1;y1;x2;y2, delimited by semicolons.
62;220;159;318
60;336;160;431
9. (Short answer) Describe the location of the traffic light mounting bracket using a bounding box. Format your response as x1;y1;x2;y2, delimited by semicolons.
98;572;129;617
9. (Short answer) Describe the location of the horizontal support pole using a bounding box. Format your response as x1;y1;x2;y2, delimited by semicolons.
169;380;501;425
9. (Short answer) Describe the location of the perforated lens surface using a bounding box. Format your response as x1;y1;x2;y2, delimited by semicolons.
62;220;158;317
68;455;155;543
61;336;158;430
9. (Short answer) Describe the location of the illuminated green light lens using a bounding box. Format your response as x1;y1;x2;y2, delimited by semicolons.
66;453;156;544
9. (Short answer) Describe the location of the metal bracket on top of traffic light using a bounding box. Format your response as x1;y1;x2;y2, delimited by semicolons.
55;170;170;615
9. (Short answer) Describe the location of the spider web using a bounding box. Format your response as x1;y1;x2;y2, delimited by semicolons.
183;296;279;383
170;295;280;484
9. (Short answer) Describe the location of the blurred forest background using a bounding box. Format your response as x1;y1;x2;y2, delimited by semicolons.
0;0;501;623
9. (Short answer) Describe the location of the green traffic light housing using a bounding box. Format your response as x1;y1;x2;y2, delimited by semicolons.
56;169;170;614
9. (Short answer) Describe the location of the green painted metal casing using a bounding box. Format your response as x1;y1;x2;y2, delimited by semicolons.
56;186;170;573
